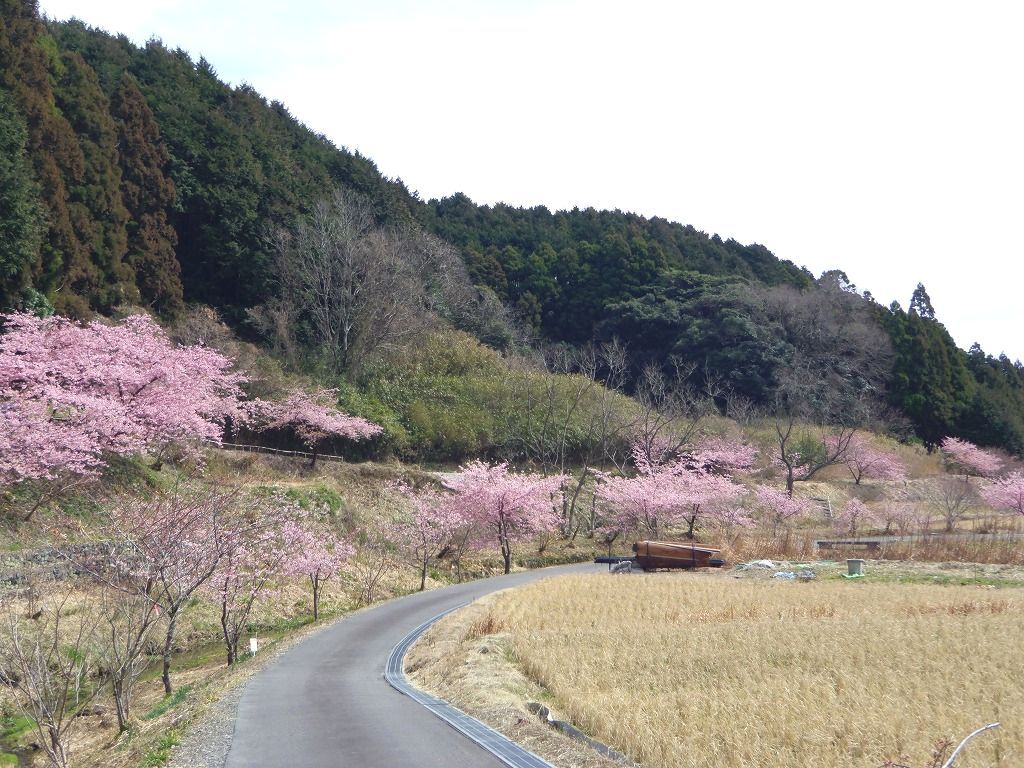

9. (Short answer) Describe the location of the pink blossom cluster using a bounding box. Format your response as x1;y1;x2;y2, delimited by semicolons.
596;441;747;539
980;471;1024;516
832;498;879;536
940;437;1003;477
690;436;758;473
0;399;102;480
841;435;907;484
753;485;817;532
281;519;355;584
104;501;219;597
393;484;463;550
443;460;564;572
245;388;382;450
444;461;564;539
392;482;468;589
876;501;926;535
0;312;245;483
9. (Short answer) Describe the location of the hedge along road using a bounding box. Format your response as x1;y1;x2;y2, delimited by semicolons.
225;562;597;768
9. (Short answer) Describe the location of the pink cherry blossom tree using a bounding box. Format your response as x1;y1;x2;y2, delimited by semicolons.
99;487;234;694
596;469;677;541
833;498;878;536
940;437;1003;479
876;500;922;535
281;520;354;619
0;312;245;497
246;388;382;467
980;471;1024;516
707;506;757;540
754;485;816;534
596;441;746;541
841;435;908;484
209;528;291;665
689;435;758;474
444;461;564;574
676;471;746;539
83;481;285;693
393;484;463;591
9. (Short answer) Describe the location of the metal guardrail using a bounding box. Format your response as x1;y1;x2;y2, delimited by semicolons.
213;441;351;464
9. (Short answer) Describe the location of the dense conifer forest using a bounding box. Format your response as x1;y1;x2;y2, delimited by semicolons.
2;0;1024;457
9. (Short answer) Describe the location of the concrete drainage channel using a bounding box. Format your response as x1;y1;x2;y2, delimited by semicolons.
385;604;636;768
524;702;636;765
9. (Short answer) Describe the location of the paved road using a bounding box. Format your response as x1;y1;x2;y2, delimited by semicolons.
225;563;597;768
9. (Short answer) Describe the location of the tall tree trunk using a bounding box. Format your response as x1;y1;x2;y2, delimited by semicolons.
161;609;178;695
112;679;129;733
220;595;235;665
499;515;512;574
48;727;69;768
565;466;590;540
312;575;320;621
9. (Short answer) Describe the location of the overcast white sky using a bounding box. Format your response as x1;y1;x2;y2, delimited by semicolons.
40;0;1024;360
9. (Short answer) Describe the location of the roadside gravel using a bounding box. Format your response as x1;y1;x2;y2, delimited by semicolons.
167;683;243;768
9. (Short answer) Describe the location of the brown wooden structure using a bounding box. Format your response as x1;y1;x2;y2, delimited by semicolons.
631;540;725;570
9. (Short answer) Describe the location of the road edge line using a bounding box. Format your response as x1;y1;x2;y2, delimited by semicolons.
384;603;555;768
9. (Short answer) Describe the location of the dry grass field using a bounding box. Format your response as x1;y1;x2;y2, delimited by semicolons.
464;573;1023;768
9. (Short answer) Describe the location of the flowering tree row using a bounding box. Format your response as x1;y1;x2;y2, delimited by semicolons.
66;480;354;732
0;312;381;494
938;437;1024;523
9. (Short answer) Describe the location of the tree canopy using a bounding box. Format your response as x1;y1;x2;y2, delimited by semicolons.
1;6;1022;457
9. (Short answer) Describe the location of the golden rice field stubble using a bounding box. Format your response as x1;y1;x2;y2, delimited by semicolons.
476;573;1023;768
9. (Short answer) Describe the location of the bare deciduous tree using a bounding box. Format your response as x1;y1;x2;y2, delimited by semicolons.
0;591;103;768
353;523;398;605
769;324;881;495
266;190;483;376
923;476;977;532
630;360;715;469
100;588;162;733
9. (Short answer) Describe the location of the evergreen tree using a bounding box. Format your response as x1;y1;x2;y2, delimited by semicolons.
54;50;134;311
110;73;183;317
909;282;935;319
0;0;90;314
0;87;42;308
886;306;974;447
959;344;1024;455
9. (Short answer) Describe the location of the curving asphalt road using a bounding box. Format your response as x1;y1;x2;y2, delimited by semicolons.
224;563;597;768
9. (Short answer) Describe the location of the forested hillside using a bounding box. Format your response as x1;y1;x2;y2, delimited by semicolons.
2;0;1023;456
